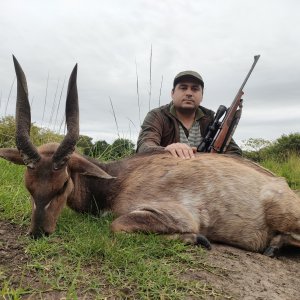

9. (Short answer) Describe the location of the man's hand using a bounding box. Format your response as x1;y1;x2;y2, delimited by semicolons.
164;143;196;159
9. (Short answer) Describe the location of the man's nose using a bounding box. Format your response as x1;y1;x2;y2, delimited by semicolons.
186;89;193;96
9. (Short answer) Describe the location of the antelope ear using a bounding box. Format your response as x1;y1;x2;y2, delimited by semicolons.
0;148;25;165
68;153;115;179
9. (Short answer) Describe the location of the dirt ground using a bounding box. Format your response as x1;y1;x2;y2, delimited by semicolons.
1;219;300;299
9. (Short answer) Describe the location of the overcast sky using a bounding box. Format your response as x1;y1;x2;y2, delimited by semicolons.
0;0;299;147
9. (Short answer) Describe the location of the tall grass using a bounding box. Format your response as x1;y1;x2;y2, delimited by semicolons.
109;96;120;139
0;161;30;223
260;152;300;190
41;72;49;129
135;59;141;126
4;76;15;116
148;44;152;111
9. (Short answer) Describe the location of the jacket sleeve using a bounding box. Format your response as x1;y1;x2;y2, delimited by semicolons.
136;109;166;153
224;138;243;156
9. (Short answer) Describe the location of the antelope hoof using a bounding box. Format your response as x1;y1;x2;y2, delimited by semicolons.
29;230;50;240
263;246;280;258
196;234;211;250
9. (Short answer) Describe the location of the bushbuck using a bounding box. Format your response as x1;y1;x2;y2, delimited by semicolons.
1;56;300;257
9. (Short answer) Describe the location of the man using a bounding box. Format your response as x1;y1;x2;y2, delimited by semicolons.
136;70;242;158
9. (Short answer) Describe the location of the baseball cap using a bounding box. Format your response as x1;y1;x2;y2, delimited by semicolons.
173;70;204;88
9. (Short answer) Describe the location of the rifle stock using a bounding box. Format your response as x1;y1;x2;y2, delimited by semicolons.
210;90;244;153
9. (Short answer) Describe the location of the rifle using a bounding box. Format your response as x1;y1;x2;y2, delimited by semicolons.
197;55;260;153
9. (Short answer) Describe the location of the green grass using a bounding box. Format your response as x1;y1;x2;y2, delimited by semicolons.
0;162;30;225
0;160;228;299
260;153;300;189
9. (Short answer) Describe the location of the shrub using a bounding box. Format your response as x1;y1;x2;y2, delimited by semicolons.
91;138;135;160
0;116;16;147
110;138;135;159
264;133;300;160
0;116;64;148
77;135;94;155
0;116;136;162
243;133;300;162
91;140;111;159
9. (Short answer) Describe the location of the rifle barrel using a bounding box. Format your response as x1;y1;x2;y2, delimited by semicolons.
238;55;260;95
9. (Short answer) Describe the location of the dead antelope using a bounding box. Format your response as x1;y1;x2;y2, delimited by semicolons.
1;57;300;258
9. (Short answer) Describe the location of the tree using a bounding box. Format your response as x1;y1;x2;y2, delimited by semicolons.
264;133;300;160
242;133;300;162
91;140;111;159
110;138;135;159
241;138;272;162
77;135;94;155
241;138;272;152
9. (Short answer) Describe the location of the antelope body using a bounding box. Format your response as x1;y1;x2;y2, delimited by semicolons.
1;57;300;257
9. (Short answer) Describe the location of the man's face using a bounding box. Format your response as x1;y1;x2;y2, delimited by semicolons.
171;78;203;114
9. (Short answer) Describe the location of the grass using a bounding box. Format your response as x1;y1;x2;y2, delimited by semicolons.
260;152;300;189
0;160;228;299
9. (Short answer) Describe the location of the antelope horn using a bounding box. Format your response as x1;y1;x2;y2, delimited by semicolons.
52;64;79;170
13;55;40;168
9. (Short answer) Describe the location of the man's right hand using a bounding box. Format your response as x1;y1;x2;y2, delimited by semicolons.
164;143;196;159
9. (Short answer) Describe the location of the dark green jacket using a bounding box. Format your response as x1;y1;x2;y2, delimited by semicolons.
136;103;242;155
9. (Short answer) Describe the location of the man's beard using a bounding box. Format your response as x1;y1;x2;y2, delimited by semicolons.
176;105;197;116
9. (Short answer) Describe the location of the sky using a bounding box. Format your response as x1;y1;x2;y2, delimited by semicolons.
0;0;299;147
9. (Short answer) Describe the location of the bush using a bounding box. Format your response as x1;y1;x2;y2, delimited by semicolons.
0;116;64;148
242;133;300;189
242;138;272;162
77;135;94;155
91;140;111;158
264;133;300;160
0;116;136;162
242;133;300;162
110;138;135;159
91;138;135;160
0;116;17;148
